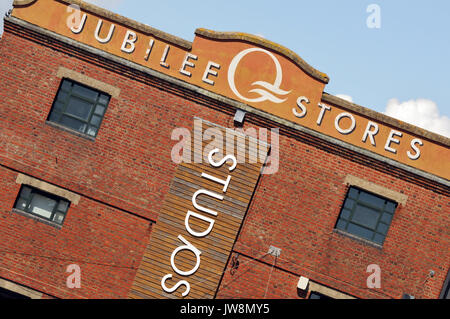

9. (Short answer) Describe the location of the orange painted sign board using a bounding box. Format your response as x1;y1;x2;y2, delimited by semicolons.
12;0;450;180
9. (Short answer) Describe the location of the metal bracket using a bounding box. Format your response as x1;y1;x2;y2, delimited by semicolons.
268;245;282;257
230;253;240;276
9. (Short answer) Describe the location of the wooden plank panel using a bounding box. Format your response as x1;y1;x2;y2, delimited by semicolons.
128;119;268;299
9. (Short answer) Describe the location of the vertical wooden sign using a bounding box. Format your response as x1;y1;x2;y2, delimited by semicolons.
129;119;269;299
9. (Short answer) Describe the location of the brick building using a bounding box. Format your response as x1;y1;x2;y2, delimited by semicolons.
0;0;448;299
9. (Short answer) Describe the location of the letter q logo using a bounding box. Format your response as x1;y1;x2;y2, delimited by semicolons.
228;48;291;104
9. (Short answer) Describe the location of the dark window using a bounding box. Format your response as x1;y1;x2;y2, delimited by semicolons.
14;185;70;225
48;79;110;137
309;292;333;299
335;186;397;245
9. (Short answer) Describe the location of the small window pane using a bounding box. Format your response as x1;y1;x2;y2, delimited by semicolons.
344;199;354;210
377;223;389;235
346;223;374;241
373;233;385;245
87;126;98;137
352;205;379;229
56;91;69;103
98;94;110;105
348;188;359;199
53;212;65;224
60;116;87;133
336;219;347;230
380;213;393;224
52;101;65;114
49;112;61;122
94;104;106;116
73;84;98;101
57;200;69;213
20;186;32;199
65;98;94;121
29;194;56;219
90;115;102;126
15;198;28;211
385;202;396;213
341;209;351;220
61;80;72;91
358;192;385;209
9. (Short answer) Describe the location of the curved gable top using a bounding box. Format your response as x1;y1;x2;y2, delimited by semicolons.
195;28;330;84
13;0;37;5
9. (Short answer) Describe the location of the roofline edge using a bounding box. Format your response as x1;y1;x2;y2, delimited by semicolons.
195;28;330;84
13;0;193;50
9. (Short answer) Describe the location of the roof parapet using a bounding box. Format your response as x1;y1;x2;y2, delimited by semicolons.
195;28;330;84
13;0;193;50
322;93;450;147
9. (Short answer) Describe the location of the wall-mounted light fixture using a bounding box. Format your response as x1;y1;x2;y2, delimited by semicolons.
297;276;310;291
234;109;246;127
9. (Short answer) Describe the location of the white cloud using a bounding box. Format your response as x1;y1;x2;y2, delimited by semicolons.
0;0;13;35
336;94;353;103
384;98;450;138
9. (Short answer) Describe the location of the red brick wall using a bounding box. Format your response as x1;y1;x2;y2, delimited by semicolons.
0;24;448;299
217;126;449;299
0;166;152;298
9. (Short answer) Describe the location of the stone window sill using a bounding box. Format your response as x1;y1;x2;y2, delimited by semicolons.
45;121;96;142
333;229;383;249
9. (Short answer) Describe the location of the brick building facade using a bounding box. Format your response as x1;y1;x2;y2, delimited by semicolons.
0;0;448;299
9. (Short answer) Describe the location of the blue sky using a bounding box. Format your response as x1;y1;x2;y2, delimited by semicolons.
1;0;449;136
